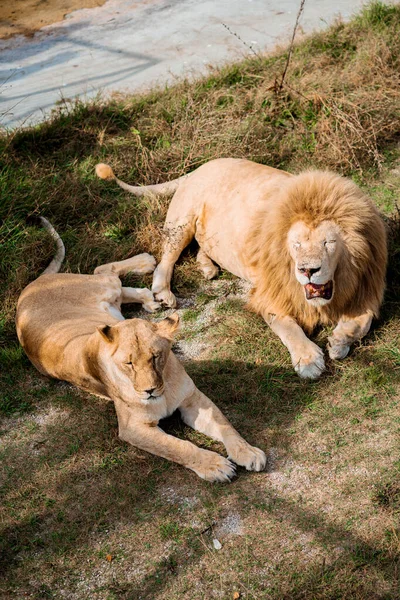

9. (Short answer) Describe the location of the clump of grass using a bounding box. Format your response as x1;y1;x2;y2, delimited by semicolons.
355;1;400;29
373;480;400;512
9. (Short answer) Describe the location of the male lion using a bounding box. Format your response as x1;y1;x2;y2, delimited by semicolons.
96;158;387;379
16;217;266;481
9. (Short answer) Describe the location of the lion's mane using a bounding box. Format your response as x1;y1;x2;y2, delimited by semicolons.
247;171;387;333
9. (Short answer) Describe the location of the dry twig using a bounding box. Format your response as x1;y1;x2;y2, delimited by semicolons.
277;0;307;91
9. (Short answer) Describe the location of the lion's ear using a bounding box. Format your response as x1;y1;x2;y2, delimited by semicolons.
97;324;115;343
157;312;180;340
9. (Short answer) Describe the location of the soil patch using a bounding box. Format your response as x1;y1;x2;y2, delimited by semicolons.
0;0;106;39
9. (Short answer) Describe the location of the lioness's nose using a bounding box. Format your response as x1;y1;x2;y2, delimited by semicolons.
145;387;156;395
299;267;320;278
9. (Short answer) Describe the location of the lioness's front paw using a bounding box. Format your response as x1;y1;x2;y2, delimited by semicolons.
137;288;162;313
292;343;325;379
153;289;177;308
327;337;350;360
192;453;236;483
143;300;162;313
228;439;267;472
133;253;157;274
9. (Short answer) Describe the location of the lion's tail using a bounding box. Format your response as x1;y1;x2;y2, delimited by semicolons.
95;163;188;197
34;216;66;275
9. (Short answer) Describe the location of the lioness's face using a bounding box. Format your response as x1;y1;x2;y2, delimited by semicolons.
288;220;343;306
98;314;179;402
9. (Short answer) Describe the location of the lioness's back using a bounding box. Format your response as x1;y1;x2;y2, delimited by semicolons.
16;273;122;372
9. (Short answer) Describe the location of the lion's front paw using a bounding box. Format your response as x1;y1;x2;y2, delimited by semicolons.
192;453;236;483
153;289;177;308
228;439;267;472
292;343;325;379
327;337;350;360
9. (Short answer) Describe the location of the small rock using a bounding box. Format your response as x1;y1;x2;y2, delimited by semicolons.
212;538;222;550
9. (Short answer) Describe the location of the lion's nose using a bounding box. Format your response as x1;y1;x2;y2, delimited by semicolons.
299;267;320;279
145;387;156;396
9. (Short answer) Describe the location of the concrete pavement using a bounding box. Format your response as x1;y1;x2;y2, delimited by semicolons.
0;0;373;130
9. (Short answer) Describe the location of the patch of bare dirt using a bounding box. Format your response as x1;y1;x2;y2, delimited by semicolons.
0;0;106;39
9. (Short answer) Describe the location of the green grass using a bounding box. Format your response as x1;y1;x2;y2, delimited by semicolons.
1;2;400;599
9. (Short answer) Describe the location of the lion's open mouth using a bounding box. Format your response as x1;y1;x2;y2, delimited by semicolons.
305;280;333;300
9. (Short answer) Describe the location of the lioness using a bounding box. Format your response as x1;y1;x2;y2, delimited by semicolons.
96;158;387;379
16;217;266;481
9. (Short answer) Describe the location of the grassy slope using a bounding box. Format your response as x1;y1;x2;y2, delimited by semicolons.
1;2;400;598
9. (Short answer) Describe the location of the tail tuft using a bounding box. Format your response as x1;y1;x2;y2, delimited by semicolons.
96;163;115;180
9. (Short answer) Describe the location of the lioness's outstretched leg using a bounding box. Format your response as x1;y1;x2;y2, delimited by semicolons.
179;389;267;471
95;254;160;312
114;399;236;482
94;253;156;276
196;248;219;280
152;218;196;307
328;310;373;360
266;314;325;379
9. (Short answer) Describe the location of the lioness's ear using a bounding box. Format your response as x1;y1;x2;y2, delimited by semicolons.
157;312;180;340
97;325;115;343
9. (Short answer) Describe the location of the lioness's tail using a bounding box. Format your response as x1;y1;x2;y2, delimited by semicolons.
95;163;188;197
34;216;65;275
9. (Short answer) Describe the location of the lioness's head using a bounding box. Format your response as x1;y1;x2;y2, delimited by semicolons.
288;220;343;306
96;313;179;402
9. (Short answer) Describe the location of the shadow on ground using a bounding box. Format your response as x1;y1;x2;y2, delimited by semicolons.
1;332;399;598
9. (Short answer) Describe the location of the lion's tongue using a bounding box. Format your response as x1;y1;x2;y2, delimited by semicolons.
305;281;333;300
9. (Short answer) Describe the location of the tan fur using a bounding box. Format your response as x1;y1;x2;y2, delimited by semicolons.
16;228;266;480
97;158;387;379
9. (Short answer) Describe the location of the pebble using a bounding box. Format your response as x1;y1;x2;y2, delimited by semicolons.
213;538;222;550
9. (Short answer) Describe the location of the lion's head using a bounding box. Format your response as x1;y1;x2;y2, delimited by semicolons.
95;313;179;402
248;171;387;331
287;219;343;306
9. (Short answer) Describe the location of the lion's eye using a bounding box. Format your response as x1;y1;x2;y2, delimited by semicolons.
153;353;163;368
324;240;336;246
